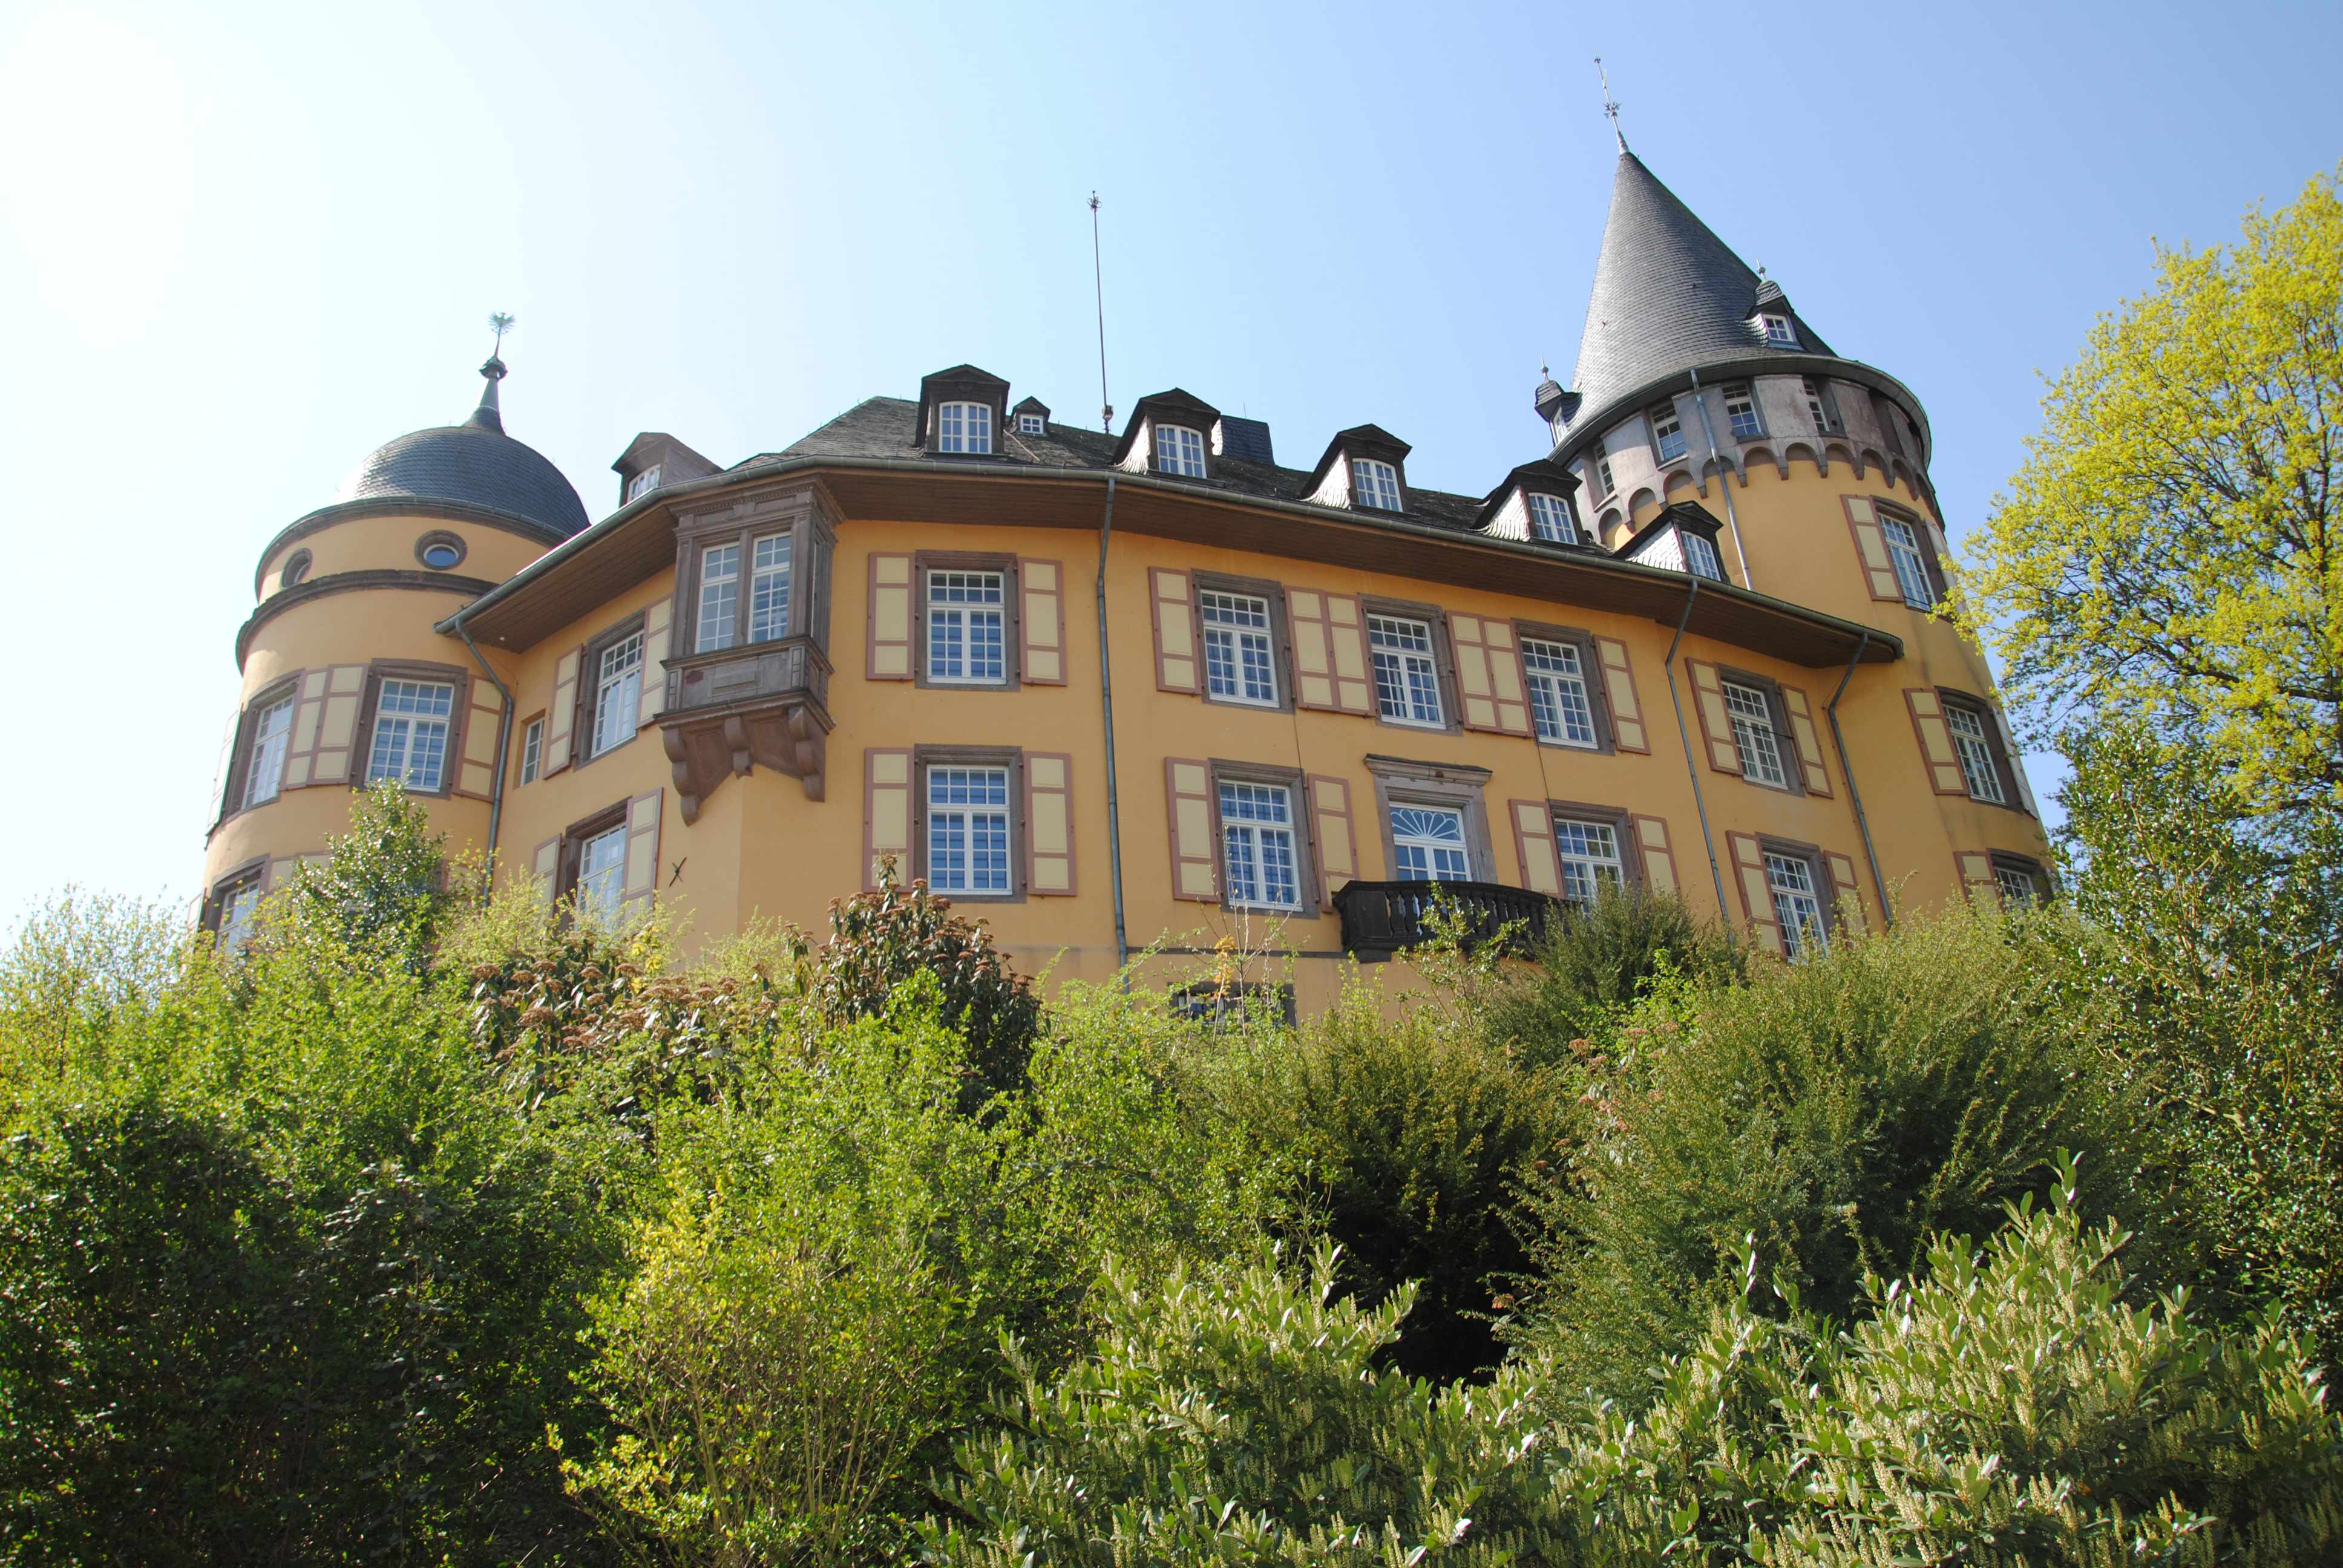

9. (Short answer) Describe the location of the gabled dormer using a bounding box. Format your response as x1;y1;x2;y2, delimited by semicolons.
1305;424;1412;512
612;432;720;509
1113;389;1222;479
1009;396;1052;437
1616;500;1729;582
1750;278;1818;353
1476;457;1587;546
916;364;1011;457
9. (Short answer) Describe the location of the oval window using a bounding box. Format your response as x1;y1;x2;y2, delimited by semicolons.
279;549;312;588
421;541;462;570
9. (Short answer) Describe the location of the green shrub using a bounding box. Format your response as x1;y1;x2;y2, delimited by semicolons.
1482;882;1743;1064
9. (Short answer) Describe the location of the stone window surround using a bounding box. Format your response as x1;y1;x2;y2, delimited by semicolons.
413;529;469;571
552;798;630;915
1205;757;1320;915
1935;685;2027;812
569;612;647;773
1360;594;1462;734
215;671;303;828
1715;662;1806;797
919;371;1011;458
1190;570;1298;714
1757;832;1839;939
913;550;1023;690
1513;620;1619;754
1873;498;1950;606
1363;754;1498;884
200;855;267;939
512;709;546;786
351;658;474;800
1545;797;1647;887
670;488;837;664
278;549;312;589
1990;850;2051;905
911;743;1027;903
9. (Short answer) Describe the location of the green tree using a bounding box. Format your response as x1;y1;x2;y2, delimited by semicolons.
283;779;454;962
1951;164;2343;825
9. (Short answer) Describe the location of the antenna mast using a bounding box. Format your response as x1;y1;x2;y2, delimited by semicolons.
1089;192;1112;433
1594;58;1627;152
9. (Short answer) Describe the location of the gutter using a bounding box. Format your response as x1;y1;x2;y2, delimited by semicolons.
452;619;516;898
1823;629;1892;928
1686;367;1755;592
1094;477;1130;975
1659;579;1733;926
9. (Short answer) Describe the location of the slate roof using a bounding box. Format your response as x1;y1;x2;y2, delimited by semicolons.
335;366;590;538
743;397;1489;534
1563;152;1833;439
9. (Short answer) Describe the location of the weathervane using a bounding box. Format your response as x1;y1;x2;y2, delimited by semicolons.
1594;57;1626;152
488;311;515;359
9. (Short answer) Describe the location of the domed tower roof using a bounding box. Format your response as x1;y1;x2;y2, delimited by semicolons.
334;356;589;538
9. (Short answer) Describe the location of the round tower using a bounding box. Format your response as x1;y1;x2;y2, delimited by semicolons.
200;355;587;941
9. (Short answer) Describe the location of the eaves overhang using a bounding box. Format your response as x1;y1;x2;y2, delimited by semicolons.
439;457;1902;670
1553;353;1934;471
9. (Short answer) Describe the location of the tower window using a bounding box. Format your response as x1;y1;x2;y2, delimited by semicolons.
1945;704;2008;805
1351;457;1402;511
214;872;263;955
1154;423;1207;479
1803;377;1842;434
242;694;295;809
1763;314;1799;347
366;679;456;792
1526;492;1578;544
626;464;663;502
278;550;312;589
415;531;468;571
1879;516;1936;609
1649;402;1687;463
937;401;992;454
1724;384;1762;440
1594;451;1616;497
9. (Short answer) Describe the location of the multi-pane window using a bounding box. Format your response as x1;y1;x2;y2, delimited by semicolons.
1996;863;2042;909
1018;413;1046;435
1945;705;2007;804
696;542;741;652
365;680;454;792
519;717;543;785
1595;451;1616;497
937;400;992;454
1199;590;1277;705
749;534;793;642
625;464;663;502
1553;817;1624;909
242;694;293;809
218;878;262;954
1527;492;1578;544
1763;314;1798;347
926;570;1007;683
1391;805;1470;881
1650;402;1686;462
1766;852;1826;959
591;633;644;757
1352;457;1402;511
1683;531;1726;582
1368;614;1443;726
1522;638;1599;748
1879;515;1935;609
576;824;628;926
1154;424;1207;478
1721;679;1788;788
927;765;1012;895
1219;780;1301;910
1724;383;1762;439
1803;377;1839;433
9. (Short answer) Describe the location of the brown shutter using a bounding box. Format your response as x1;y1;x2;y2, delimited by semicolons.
543;647;583;774
867;553;915;681
1631;814;1680;898
620;789;663;917
457;676;503;800
1728;831;1786;956
1904;689;1970;795
1024;751;1076;895
1449;614;1532;735
1592;636;1649;753
1843;495;1906;602
1164;757;1218;901
1824;851;1868;934
1955;850;1997;901
1306;774;1358;910
863;748;914;890
637;599;672;728
1685;659;1743;775
1021;558;1066;685
280;668;327;789
1511;800;1562;898
1288;589;1338;710
1992;705;2037;815
531;837;560;907
309;664;369;786
1778;685;1833;796
1150;567;1200;693
1323;594;1375;714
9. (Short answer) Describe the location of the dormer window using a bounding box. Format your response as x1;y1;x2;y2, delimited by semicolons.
1724;384;1761;439
1018;412;1046;436
1763;314;1798;347
1650;402;1687;463
1154;424;1206;478
1683;531;1725;581
1527;492;1578;544
1352;457;1401;511
938;401;992;454
625;464;663;502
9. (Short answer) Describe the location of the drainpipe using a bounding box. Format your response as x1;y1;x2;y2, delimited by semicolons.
1659;579;1731;923
1095;477;1130;973
453;619;514;898
1687;367;1755;592
1823;629;1892;927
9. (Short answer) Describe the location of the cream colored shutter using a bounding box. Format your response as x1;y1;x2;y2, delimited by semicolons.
637;599;671;727
1323;594;1375;714
1728;831;1786;956
1288;589;1338;710
1021;559;1066;685
310;664;369;785
1164;757;1217;901
1778;685;1833;796
863;748;914;890
1842;495;1906;603
531;837;560;907
1903;689;1970;795
543;647;583;774
1628;815;1677;897
457;677;503;800
1306;774;1358;910
1955;850;1997;902
279;668;327;789
1450;615;1532;735
1024;751;1076;895
1150;568;1199;693
1685;659;1743;776
620;789;663;917
1592;636;1650;753
1824;851;1868;934
1511;800;1562;898
1993;705;2039;815
867;553;915;681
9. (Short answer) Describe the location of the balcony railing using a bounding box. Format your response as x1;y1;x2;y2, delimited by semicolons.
1331;880;1561;961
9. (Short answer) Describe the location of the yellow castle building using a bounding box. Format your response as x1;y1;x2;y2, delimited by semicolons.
203;150;2048;1010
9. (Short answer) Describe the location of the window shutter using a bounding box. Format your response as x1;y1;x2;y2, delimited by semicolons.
1024;751;1076;895
1903;689;1970;795
1510;800;1562;898
1150;568;1199;693
867;553;914;681
1631;814;1679;897
1991;705;2038;815
1685;659;1743;775
1955;850;1997;900
863;748;914;890
531;837;560;907
1592;636;1649;753
1306;773;1357;910
457;678;503;800
278;668;327;789
1164;757;1218;901
638;598;671;728
1021;559;1066;685
543;647;583;774
309;664;369;785
620;789;663;916
263;856;299;893
1727;831;1786;956
1824;851;1868;933
1322;594;1375;714
1842;495;1905;603
1449;615;1532;734
1777;685;1833;796
1288;589;1337;710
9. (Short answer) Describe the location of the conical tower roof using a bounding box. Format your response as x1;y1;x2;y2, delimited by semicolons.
1562;152;1830;436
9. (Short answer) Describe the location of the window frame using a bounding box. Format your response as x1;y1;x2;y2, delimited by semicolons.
911;745;1025;902
672;491;836;667
1717;668;1800;794
1991;852;2051;909
1763;313;1799;347
241;689;297;811
1761;839;1830;960
1803;376;1843;434
586;624;647;762
554;801;630;926
1525;491;1579;544
218;673;301;823
1362;598;1457;732
1939;692;2019;808
1875;503;1948;608
1723;382;1763;440
1365;755;1497;884
914;552;1020;690
625;463;663;503
415;529;469;571
1594;450;1616;498
1017;411;1047;436
1682;529;1727;582
1207;759;1316;915
1170;979;1297;1028
1191;571;1294;713
278;549;312;589
514;712;545;786
935;399;994;455
1648;400;1688;464
1351;456;1403;512
1515;622;1613;753
350;659;471;799
202;860;267;953
1153;422;1208;479
1547;800;1642;910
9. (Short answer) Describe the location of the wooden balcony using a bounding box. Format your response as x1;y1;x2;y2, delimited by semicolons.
1331;879;1561;961
658;636;833;822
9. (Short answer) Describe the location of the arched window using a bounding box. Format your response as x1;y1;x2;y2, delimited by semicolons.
937;401;992;454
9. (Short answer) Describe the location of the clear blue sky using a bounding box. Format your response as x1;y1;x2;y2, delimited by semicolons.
3;0;2337;929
